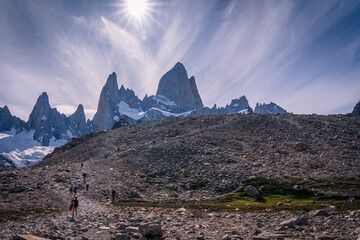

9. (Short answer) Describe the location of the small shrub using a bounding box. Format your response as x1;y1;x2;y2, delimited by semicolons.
191;180;208;189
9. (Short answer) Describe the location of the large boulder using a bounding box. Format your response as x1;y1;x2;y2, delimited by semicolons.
139;222;162;237
244;185;259;197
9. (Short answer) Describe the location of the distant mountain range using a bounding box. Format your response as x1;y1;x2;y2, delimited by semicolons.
0;62;289;168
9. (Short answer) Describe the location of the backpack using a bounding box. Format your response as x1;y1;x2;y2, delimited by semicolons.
69;202;73;211
73;199;79;208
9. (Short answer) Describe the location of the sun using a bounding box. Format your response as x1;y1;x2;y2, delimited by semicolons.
125;0;149;18
113;0;161;33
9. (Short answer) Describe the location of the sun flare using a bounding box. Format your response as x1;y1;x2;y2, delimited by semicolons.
125;0;148;18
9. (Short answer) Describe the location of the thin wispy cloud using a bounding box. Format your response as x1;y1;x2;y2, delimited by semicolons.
0;0;359;120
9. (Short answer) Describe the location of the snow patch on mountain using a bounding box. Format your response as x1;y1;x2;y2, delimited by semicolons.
152;95;177;107
238;109;249;114
118;100;194;121
0;129;66;168
118;101;142;120
140;108;194;118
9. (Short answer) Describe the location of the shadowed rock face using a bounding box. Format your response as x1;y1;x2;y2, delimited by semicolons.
0;105;25;133
25;93;88;146
156;62;204;111
68;104;88;136
92;72;120;131
226;96;252;114
26;92;53;145
352;100;360;116
255;102;287;114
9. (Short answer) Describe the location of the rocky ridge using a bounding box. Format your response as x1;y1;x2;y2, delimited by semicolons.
0;113;360;239
254;102;287;114
25;92;90;146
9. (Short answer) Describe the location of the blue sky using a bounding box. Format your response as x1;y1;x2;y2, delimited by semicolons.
0;0;359;120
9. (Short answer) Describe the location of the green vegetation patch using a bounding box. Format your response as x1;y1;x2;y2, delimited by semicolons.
114;176;360;212
242;176;315;199
0;209;61;223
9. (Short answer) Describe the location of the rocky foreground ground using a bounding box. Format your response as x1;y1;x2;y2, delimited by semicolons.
0;113;360;239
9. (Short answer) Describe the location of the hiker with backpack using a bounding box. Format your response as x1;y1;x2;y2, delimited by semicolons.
70;196;79;218
82;173;87;182
73;186;78;196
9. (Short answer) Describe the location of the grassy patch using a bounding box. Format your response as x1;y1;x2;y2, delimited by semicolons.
114;176;360;212
242;176;315;199
0;209;61;223
114;195;360;212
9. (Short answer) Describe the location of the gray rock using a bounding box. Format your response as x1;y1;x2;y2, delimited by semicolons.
125;226;138;233
280;215;309;226
244;185;259;197
10;186;25;193
138;223;162;237
13;235;47;240
112;233;130;240
294;142;310;152
310;209;329;217
115;223;128;230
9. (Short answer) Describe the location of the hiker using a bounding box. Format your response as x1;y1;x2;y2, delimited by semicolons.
86;181;89;191
71;196;79;218
73;186;78;195
69;186;73;196
82;173;87;182
81;163;83;169
112;189;116;202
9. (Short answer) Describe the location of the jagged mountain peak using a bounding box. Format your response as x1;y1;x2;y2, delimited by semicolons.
1;105;11;115
0;105;25;132
156;62;203;111
254;102;286;114
72;104;85;116
104;72;119;97
173;61;186;72
40;91;48;98
2;105;10;111
226;96;252;114
35;92;50;106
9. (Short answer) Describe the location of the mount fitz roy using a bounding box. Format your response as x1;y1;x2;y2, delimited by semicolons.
0;62;286;169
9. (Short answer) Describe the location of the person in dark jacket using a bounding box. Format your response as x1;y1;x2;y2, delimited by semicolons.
112;189;116;202
71;196;79;218
73;186;78;195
